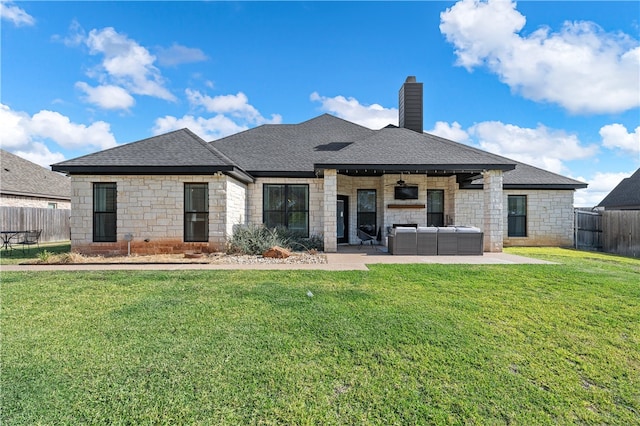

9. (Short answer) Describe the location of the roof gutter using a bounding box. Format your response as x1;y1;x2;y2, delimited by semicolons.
313;163;516;173
51;165;255;184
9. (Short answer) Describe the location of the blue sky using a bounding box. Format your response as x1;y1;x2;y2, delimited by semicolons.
1;0;638;206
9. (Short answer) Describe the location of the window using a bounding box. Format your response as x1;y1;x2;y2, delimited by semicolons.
185;183;209;242
427;190;444;227
47;202;57;209
263;184;309;236
93;183;117;242
357;189;376;235
508;195;527;237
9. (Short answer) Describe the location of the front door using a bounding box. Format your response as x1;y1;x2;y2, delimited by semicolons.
337;195;349;244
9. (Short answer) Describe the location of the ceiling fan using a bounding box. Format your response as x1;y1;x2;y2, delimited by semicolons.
386;173;419;187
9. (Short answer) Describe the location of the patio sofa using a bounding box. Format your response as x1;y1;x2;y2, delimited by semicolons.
388;226;483;256
388;226;417;255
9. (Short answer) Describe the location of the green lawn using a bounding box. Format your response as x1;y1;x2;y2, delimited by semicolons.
2;249;638;425
0;241;70;265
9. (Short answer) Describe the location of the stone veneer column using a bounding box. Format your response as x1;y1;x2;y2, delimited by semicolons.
483;170;504;252
323;169;338;253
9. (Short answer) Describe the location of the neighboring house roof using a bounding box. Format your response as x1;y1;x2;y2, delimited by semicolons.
52;128;254;183
597;168;640;209
0;149;71;200
51;114;586;190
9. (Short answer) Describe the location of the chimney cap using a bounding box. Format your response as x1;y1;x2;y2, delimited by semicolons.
405;76;417;83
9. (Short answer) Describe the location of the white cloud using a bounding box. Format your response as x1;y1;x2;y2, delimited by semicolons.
0;103;117;166
154;89;283;141
469;121;598;174
0;1;35;26
156;43;207;67
28;110;117;150
440;0;640;114
574;171;634;207
600;123;640;155
186;89;282;125
79;26;176;102
0;104;31;148
427;121;471;143
75;82;135;110
310;92;398;129
13;142;66;169
152;114;248;141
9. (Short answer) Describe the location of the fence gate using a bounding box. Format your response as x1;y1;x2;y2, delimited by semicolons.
602;210;640;258
574;209;602;251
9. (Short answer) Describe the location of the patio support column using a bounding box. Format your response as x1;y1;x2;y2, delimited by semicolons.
483;169;504;252
323;169;338;253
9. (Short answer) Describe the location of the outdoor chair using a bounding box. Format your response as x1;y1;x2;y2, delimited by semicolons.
357;226;378;250
17;229;42;254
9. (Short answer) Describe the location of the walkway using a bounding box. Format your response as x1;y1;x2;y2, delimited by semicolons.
1;249;552;272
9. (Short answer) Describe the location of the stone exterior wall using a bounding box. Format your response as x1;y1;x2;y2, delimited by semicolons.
70;174;233;256
68;172;576;255
1;194;70;209
225;178;248;240
483;170;504;252
503;189;575;247
455;188;576;247
323;170;337;252
454;190;483;228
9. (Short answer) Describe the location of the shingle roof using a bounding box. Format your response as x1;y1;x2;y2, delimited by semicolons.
468;160;588;189
0;149;71;200
50;114;587;189
597;168;640;209
52;128;253;182
210;114;375;173
315;127;517;171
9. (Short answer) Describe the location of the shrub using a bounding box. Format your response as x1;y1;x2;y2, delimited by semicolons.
227;224;324;255
227;224;282;255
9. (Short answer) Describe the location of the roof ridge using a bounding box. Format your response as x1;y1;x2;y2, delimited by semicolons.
300;113;374;131
421;130;516;165
51;128;195;166
186;129;252;178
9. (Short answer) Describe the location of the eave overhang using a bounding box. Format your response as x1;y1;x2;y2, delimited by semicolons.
50;165;255;184
313;163;516;176
461;183;588;190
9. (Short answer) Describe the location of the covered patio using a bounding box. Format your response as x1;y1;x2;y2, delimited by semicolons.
320;164;511;254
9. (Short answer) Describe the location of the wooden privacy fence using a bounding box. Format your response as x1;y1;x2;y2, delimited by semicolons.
574;210;602;252
0;207;70;243
602;210;640;258
574;209;640;258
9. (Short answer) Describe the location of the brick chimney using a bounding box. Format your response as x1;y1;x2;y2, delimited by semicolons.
398;76;423;133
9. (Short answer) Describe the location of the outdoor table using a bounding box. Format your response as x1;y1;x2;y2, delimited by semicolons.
1;231;26;251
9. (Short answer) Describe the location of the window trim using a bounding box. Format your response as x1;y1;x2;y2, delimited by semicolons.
93;182;117;242
184;183;209;243
427;189;445;227
357;189;377;235
508;195;527;237
263;184;310;237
